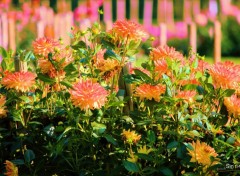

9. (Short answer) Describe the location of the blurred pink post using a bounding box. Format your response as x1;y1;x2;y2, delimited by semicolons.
188;22;197;53
8;16;16;51
214;21;221;63
158;0;166;23
1;13;8;49
143;0;153;29
184;0;192;23
117;0;126;20
130;0;138;22
159;23;167;46
103;0;112;30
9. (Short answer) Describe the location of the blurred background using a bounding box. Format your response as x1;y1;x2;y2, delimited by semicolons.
0;0;240;61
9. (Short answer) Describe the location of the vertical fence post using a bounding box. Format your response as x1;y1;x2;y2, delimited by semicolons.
188;22;197;53
214;20;221;63
8;17;16;52
117;0;126;20
130;0;139;22
159;23;167;46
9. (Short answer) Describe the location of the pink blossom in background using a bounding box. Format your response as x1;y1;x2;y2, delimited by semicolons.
195;13;208;26
0;0;10;13
237;11;240;24
74;5;88;22
168;22;187;39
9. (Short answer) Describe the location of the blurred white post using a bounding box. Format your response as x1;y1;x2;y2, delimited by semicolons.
159;23;167;46
214;21;221;63
188;22;197;53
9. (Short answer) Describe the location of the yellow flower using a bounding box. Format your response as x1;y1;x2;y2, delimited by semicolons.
137;145;153;155
0;94;7;118
127;151;138;163
4;160;18;176
121;129;141;144
135;84;166;102
187;140;219;166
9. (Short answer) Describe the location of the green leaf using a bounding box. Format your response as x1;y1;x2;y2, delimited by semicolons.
134;69;152;82
222;89;235;97
71;40;87;50
60;81;73;89
159;167;174;176
147;130;156;144
142;167;158;175
24;149;35;163
135;153;154;161
19;96;31;103
1;59;7;71
57;126;75;141
64;63;77;73
123;160;140;173
91;122;106;134
11;159;25;165
103;134;118;146
0;46;7;58
167;141;178;149
104;49;122;62
37;73;55;84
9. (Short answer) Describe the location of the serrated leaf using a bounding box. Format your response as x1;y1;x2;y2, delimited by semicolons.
123;160;140;173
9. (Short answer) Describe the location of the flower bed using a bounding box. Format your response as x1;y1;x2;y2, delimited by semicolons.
0;20;240;176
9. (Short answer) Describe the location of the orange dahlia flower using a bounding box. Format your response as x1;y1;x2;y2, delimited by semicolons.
149;45;184;62
135;84;166;102
187;140;219;166
1;71;36;92
154;59;168;80
4;160;18;176
176;90;197;103
224;94;240;118
32;37;60;57
209;62;240;90
121;129;141;144
111;20;148;41
0;95;7;118
69;79;108;111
